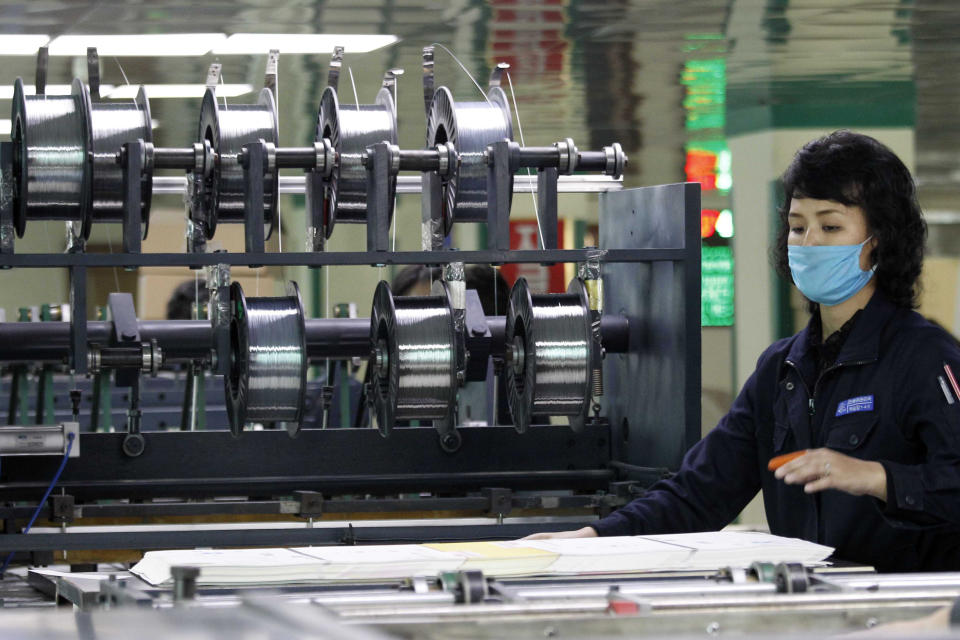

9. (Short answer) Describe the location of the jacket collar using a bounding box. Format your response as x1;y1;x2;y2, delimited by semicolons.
786;288;896;372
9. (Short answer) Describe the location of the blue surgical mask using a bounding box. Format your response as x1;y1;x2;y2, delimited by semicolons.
787;237;875;306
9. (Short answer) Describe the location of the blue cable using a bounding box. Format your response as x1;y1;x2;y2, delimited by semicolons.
0;432;75;577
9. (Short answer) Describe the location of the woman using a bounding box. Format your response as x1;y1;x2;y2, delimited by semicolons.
529;131;960;572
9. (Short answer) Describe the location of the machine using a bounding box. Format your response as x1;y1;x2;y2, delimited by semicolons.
0;45;948;639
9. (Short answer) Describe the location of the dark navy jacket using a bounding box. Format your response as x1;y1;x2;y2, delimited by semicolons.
593;291;960;571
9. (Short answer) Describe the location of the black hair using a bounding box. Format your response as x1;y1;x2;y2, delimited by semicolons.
390;265;440;297
773;130;926;309
465;265;510;316
390;264;509;315
166;279;210;320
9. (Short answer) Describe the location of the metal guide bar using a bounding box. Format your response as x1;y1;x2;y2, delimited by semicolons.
0;521;591;551
0;494;605;520
0;248;685;268
150;174;623;195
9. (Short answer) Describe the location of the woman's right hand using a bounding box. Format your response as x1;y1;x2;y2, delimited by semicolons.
521;526;598;541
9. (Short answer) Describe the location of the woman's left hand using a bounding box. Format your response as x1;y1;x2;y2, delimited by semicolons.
774;448;887;501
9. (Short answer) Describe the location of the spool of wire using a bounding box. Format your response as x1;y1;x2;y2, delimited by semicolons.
505;277;593;434
425;85;513;231
86;85;153;231
197;87;279;238
226;281;307;437
10;78;92;239
368;281;457;438
317;85;397;234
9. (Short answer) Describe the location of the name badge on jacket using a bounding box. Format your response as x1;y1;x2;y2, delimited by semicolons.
836;395;874;417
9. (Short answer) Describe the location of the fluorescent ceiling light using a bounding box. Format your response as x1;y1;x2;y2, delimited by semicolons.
108;84;253;99
0;35;50;55
48;33;226;57
212;33;398;55
0;84;115;99
0;119;9;135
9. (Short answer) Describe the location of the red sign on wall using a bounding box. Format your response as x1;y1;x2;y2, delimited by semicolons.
500;219;566;294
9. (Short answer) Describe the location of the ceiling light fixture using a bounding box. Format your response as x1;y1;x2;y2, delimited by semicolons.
212;33;398;55
108;84;253;99
0;84;115;99
48;33;227;57
0;35;50;55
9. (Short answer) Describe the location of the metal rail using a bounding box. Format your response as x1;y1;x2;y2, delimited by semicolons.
0;248;682;268
149;174;623;196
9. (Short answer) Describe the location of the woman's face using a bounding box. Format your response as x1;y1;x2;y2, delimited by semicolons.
787;197;875;270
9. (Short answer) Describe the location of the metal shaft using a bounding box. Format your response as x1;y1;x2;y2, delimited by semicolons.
0;316;629;363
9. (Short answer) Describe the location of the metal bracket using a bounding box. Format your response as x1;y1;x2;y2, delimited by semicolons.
481;487;513;519
463;290;492;383
69;266;88;374
205;63;222;91
264;49;279;103
422;46;434;117
0;142;14;255
35;46;48;96
488;62;510;89
305;171;326;252
364;142;393;252
537;167;559;249
187;141;214;253
327;46;344;91
206;259;231;377
65;222;86;254
382;68;404;114
171;566;200;602
108;292;141;388
98;574;153;608
485;140;518;251
421;171;443;251
108;293;140;346
120;140;145;253
241;140;270;254
48;494;75;525
86;47;100;102
293;490;324;518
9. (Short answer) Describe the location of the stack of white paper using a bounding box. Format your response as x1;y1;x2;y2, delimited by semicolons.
510;536;695;574
131;548;329;586
291;544;464;580
130;531;834;586
643;531;834;570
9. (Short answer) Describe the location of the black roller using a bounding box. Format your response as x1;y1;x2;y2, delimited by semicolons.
86;84;153;236
196;87;279;239
505;278;593;434
775;562;809;593
317;85;397;235
426;86;513;232
368;281;457;438
11;77;93;239
226;281;307;438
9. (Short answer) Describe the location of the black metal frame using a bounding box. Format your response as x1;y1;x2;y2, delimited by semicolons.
0;426;613;501
0;119;701;552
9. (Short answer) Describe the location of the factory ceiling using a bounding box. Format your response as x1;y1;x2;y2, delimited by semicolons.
0;0;955;229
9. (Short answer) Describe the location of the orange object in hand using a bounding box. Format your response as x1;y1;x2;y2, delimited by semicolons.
768;450;807;471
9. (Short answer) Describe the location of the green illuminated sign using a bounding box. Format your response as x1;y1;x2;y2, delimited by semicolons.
702;245;734;327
